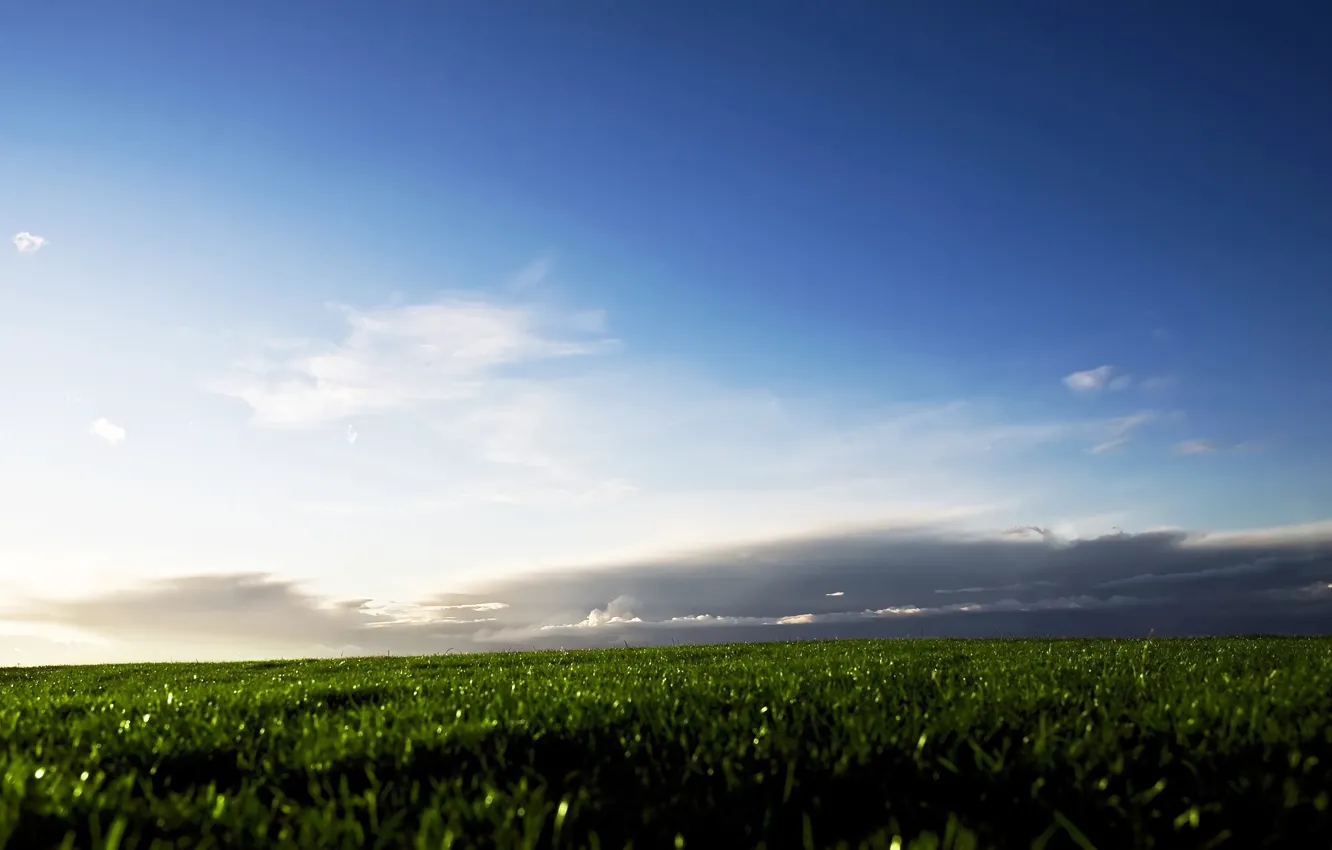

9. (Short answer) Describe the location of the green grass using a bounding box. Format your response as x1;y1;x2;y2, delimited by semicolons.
1;637;1330;849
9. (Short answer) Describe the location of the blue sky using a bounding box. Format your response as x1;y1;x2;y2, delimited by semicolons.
3;2;1331;661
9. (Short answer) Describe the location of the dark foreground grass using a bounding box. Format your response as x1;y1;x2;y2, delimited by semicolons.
1;637;1330;849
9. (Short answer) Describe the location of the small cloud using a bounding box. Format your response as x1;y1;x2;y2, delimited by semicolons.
1063;365;1117;393
346;425;358;445
825;591;844;597
543;595;643;630
1108;375;1133;391
681;594;1154;629
1140;376;1175;392
1173;439;1219;455
88;418;126;447
12;232;46;254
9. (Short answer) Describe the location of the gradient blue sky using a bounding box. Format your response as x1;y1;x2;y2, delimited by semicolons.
3;2;1331;660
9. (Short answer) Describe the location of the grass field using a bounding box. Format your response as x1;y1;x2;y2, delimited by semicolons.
1;637;1330;849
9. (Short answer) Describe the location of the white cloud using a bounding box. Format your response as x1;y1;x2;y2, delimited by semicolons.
346;425;358;445
356;600;500;628
543;595;642;629
211;297;616;427
825;591;844;597
88;418;126;446
773;594;1151;625
535;593;1154;635
1063;365;1117;392
12;232;46;254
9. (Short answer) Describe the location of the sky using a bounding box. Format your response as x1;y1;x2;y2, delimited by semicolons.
3;1;1331;664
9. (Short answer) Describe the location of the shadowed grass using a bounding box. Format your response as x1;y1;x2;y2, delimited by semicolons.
1;637;1330;848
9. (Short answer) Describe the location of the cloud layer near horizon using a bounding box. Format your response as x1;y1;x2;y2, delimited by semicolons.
6;523;1331;664
0;274;1292;666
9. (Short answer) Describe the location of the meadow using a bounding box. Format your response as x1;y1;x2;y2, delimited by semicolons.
1;637;1329;849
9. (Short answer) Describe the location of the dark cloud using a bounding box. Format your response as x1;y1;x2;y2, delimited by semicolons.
1;574;497;660
5;526;1332;661
465;529;1330;618
435;527;1332;645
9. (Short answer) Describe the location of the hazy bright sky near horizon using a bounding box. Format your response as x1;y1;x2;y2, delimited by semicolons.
3;2;1332;660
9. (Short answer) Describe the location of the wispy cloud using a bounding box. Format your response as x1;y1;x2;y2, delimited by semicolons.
1173;439;1257;456
507;257;554;291
1063;365;1127;393
1088;436;1129;454
1095;556;1293;589
434;602;509;612
211;296;616;428
934;580;1055;595
88;417;126;446
346;425;358;445
1086;411;1156;454
12;232;46;254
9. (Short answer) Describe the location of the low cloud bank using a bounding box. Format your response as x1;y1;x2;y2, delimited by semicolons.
5;523;1332;663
